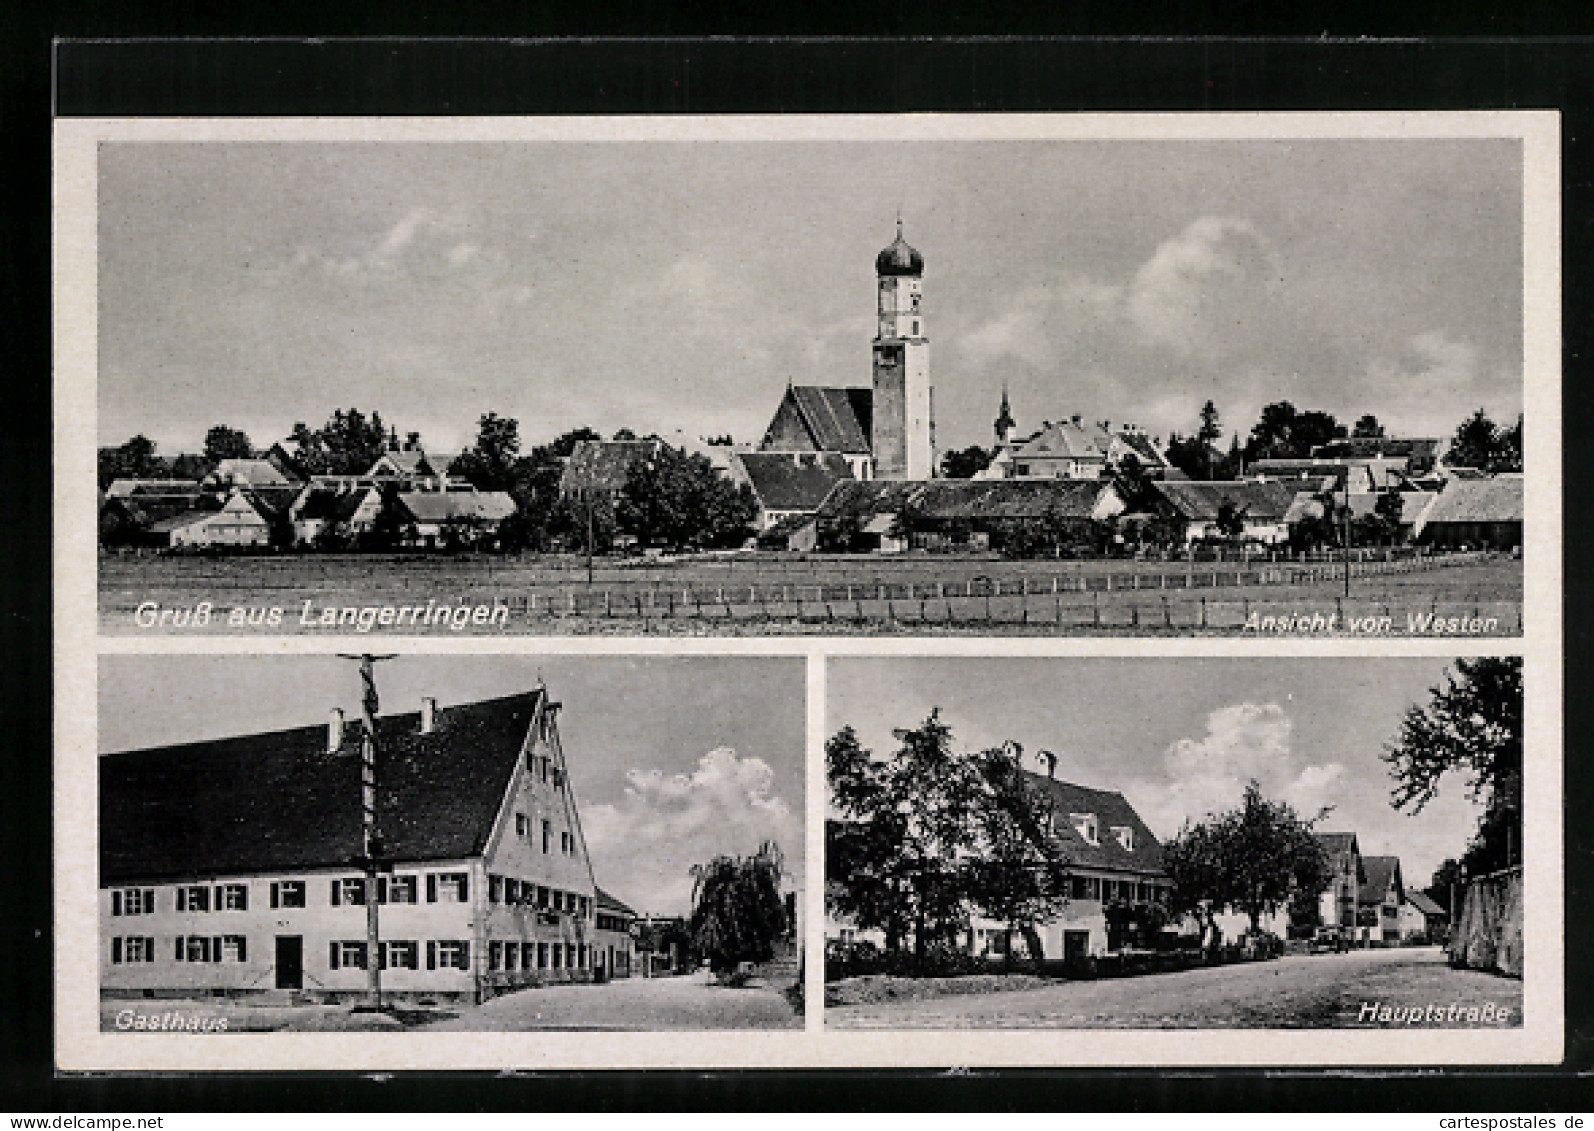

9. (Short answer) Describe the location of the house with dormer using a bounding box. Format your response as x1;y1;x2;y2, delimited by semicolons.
965;752;1171;962
100;686;612;1004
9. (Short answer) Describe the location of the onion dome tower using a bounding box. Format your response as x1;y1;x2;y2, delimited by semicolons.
871;216;934;480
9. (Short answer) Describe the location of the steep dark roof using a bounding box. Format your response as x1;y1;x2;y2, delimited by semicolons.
1405;890;1446;917
596;887;636;917
559;440;662;494
1316;437;1441;461
1154;480;1297;522
296;487;373;524
816;478;1110;523
735;451;854;511
1025;773;1165;877
789;386;873;454
1359;855;1403;904
101;690;546;885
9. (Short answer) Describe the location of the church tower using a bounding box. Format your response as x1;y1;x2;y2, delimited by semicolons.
871;218;934;480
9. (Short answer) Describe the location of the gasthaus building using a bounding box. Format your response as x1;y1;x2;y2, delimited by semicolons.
100;685;634;1003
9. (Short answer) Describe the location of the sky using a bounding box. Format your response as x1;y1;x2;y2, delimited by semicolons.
98;137;1524;458
99;655;805;918
827;655;1495;887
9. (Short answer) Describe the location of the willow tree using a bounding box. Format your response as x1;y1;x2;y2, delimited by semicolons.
689;841;788;980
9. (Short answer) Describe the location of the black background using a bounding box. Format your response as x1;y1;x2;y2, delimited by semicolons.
7;28;1593;1112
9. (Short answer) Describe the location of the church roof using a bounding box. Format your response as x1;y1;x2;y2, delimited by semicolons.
734;451;854;512
787;386;874;454
875;220;924;277
100;690;548;885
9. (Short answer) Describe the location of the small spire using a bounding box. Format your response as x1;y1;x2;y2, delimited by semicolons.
896;209;904;239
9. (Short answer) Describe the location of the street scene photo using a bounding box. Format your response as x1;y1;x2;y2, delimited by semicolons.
95;132;1525;636
825;656;1523;1029
98;654;805;1032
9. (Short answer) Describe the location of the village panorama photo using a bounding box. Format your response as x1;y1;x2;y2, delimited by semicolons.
824;656;1529;1032
89;654;805;1036
76;116;1546;637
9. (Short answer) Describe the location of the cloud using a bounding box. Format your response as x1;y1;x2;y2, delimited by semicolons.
582;748;801;916
1125;216;1279;357
1133;702;1345;838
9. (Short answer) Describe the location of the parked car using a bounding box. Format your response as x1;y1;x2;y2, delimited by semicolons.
1309;926;1350;954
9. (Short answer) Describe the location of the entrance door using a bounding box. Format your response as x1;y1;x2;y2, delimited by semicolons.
1063;930;1090;961
275;936;303;990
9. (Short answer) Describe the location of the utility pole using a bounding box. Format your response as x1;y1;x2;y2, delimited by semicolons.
1341;477;1352;599
339;653;396;1011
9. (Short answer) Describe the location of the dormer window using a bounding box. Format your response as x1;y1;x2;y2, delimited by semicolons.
1070;813;1099;846
1111;825;1134;852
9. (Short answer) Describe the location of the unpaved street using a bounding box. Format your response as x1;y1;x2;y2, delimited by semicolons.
425;971;801;1031
828;947;1521;1029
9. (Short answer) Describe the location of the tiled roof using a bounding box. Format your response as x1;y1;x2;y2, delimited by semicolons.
734;452;854;511
1316;437;1442;461
1012;420;1111;461
789;386;873;454
296;487;374;524
1359;855;1402;904
211;458;292;487
1405;890;1446;917
816;478;1110;523
101;690;547;885
1024;773;1166;877
146;510;216;534
1113;432;1168;468
1153;480;1297;522
104;479;204;500
398;490;517;524
559;440;662;494
1419;474;1523;525
596;887;636;916
372;450;435;476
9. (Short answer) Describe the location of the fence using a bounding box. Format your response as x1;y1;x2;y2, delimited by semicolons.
1448;866;1523;977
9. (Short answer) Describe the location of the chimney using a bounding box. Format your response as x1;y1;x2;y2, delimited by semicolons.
1041;750;1059;779
327;708;345;753
420;697;436;735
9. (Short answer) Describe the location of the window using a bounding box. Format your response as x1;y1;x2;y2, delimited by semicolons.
427;872;468;903
1111;826;1134;853
219;883;248;911
429;940;470;971
221;935;247;962
488;875;504;904
380;941;418;970
503;942;519;971
1070;813;1099;846
175;936;215;963
541;820;551;854
515;813;530;837
176;885;210;913
383;875;418;904
489;940;503;971
537;942;549;970
111;936;157;964
270;881;305;909
330;878;366;906
535;886;549;909
561;831;571;855
504;878;521;904
111;888;156;916
329;941;368;970
911;320;920;336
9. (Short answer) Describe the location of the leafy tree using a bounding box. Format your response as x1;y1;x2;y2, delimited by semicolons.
450;411;522;492
1353;414;1385;439
964;745;1069;959
1245;402;1343;461
99;434;165;489
690;841;788;980
1427;858;1465;918
1165;782;1332;942
547;426;602;459
318;408;393;475
1445;409;1520;473
940;445;993;479
612;427;638;441
1214;501;1246;541
203;425;254;463
1111;453;1156;513
1383;657;1522;871
615;443;756;550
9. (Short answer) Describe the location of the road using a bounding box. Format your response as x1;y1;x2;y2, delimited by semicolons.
425;971;802;1031
827;947;1522;1029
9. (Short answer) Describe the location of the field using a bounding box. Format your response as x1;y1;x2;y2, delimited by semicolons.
100;548;1524;637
